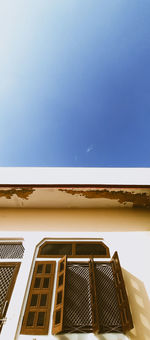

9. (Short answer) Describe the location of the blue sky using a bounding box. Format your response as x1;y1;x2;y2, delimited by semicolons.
0;0;150;167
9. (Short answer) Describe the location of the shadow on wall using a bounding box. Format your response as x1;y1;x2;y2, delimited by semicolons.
123;269;150;340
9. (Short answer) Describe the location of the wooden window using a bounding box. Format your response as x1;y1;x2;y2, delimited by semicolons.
0;263;20;332
21;261;55;335
52;256;66;335
52;254;133;335
38;241;110;258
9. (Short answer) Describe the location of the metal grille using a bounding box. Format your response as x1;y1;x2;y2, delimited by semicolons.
63;263;93;332
0;266;14;312
0;243;24;259
95;262;123;333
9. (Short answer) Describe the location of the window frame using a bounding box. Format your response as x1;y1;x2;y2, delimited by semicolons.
37;241;110;258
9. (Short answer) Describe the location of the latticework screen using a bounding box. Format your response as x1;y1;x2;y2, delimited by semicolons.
63;263;93;333
95;262;122;333
0;243;24;259
0;263;20;332
0;266;14;312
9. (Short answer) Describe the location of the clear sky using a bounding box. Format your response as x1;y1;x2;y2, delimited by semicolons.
0;0;150;167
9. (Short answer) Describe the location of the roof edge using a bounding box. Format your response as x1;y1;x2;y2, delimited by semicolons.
0;167;150;185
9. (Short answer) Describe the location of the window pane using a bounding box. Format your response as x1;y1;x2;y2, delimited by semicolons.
26;312;35;327
55;310;61;324
37;264;43;273
76;243;107;256
40;294;47;306
58;275;63;287
34;278;41;288
57;291;62;305
40;243;72;256
45;264;51;273
43;278;49;288
37;312;45;326
60;261;64;272
30;294;38;306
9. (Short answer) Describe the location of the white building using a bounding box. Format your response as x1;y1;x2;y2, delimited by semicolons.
0;168;150;340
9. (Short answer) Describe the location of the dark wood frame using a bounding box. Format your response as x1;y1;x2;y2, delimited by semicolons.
0;262;20;333
21;261;56;335
37;241;110;258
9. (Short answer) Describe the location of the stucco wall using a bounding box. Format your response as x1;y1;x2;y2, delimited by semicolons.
0;208;150;231
0;208;150;340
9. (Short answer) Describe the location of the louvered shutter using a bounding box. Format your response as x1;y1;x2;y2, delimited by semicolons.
112;252;133;333
21;261;55;335
0;262;20;332
52;256;66;335
89;259;99;332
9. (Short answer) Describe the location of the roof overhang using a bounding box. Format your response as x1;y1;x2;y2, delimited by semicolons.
0;168;150;209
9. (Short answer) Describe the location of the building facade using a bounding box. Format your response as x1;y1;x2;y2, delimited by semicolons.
0;168;150;340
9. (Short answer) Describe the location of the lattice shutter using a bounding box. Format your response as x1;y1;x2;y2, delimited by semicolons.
63;262;93;333
95;261;122;333
52;256;66;335
0;243;24;259
21;261;55;335
89;259;99;332
112;252;133;333
0;263;20;332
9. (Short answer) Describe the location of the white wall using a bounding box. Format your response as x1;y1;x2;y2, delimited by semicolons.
0;208;150;340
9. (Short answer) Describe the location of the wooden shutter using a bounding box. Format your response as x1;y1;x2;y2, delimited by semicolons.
112;252;133;333
0;262;20;332
21;261;55;335
52;256;67;335
89;259;99;332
